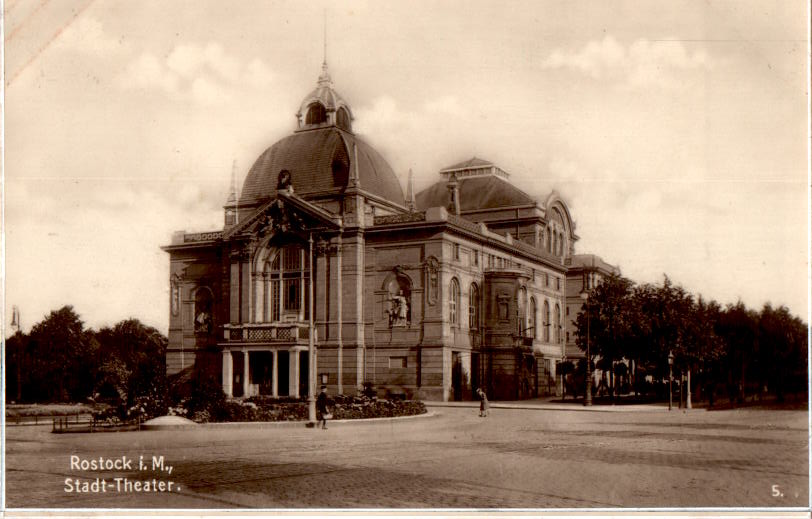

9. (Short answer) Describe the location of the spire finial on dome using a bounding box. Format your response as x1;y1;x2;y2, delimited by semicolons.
318;9;332;86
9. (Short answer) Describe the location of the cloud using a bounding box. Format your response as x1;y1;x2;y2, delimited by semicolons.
244;58;275;88
5;178;224;332
542;36;711;88
424;95;464;116
118;42;274;105
53;17;127;56
124;53;180;94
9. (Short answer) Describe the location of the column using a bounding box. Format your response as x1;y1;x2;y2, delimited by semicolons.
242;347;250;397
291;349;300;397
222;350;233;397
272;350;278;397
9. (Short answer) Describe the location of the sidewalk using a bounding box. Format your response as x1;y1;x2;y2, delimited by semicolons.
424;396;701;413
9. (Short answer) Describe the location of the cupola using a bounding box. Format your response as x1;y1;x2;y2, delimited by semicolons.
296;61;353;133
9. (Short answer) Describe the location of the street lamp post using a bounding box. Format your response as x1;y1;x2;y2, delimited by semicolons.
668;350;674;411
580;289;592;406
307;233;316;425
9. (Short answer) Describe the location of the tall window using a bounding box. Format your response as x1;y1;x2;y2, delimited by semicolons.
264;244;310;322
543;300;550;342
554;304;561;343
449;278;460;326
468;283;480;329
546;227;552;252
530;297;537;339
518;287;527;335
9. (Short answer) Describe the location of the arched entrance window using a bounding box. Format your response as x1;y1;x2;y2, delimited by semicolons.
263;244;310;322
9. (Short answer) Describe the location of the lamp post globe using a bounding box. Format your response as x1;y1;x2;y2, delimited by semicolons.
580;290;592;406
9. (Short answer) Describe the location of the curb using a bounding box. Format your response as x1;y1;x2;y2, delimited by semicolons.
140;411;438;431
423;402;697;413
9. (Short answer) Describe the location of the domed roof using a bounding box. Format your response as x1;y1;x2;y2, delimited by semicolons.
239;127;405;206
415;158;535;212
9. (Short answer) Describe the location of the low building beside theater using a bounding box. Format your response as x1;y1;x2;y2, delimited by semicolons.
163;63;585;401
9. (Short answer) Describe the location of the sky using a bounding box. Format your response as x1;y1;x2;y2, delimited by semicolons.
3;0;809;334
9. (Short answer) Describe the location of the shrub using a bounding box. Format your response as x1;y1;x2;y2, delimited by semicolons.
183;374;226;421
183;394;426;423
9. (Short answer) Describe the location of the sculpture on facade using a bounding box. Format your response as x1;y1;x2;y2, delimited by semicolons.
388;290;409;327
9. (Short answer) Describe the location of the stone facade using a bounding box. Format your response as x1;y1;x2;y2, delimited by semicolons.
163;64;588;402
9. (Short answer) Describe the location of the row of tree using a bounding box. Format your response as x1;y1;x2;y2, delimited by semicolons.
572;275;808;403
5;306;168;409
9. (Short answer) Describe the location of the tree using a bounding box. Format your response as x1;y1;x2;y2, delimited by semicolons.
5;331;30;402
27;306;98;402
758;304;807;401
94;319;168;416
574;273;635;400
716;301;759;404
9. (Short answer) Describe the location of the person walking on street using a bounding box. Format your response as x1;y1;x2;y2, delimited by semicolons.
477;388;490;417
316;386;330;429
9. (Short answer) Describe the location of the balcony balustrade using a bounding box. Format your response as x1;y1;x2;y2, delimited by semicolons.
223;322;310;343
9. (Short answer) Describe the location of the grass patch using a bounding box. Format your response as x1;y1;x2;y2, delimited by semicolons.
6;403;102;418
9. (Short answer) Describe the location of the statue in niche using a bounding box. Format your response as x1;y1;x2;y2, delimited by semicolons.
385;273;411;328
194;287;214;335
389;290;409;327
195;310;212;334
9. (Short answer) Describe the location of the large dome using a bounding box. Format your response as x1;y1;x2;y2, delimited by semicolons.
239;127;405;206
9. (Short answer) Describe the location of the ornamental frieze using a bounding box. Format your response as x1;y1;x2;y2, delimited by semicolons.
374;212;426;226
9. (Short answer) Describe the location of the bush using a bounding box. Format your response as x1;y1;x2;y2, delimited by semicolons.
331;396;426;420
182;394;426;423
183;375;226;422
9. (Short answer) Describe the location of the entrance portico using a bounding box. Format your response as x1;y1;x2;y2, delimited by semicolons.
221;346;309;398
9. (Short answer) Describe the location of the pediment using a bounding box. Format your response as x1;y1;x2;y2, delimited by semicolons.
223;190;341;241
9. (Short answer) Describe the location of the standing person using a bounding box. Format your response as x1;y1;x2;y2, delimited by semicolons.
316;386;330;429
477;388;490;417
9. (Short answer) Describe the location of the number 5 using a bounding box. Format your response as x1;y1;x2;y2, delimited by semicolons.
772;485;781;497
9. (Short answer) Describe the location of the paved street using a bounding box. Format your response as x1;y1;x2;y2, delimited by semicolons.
4;405;808;510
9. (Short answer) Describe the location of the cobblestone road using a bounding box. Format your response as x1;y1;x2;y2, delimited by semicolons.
4;406;808;510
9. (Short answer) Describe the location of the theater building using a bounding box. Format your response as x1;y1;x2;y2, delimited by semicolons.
163;63;581;401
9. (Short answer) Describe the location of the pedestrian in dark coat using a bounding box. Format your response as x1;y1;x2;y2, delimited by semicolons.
477;388;490;417
316;386;330;429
